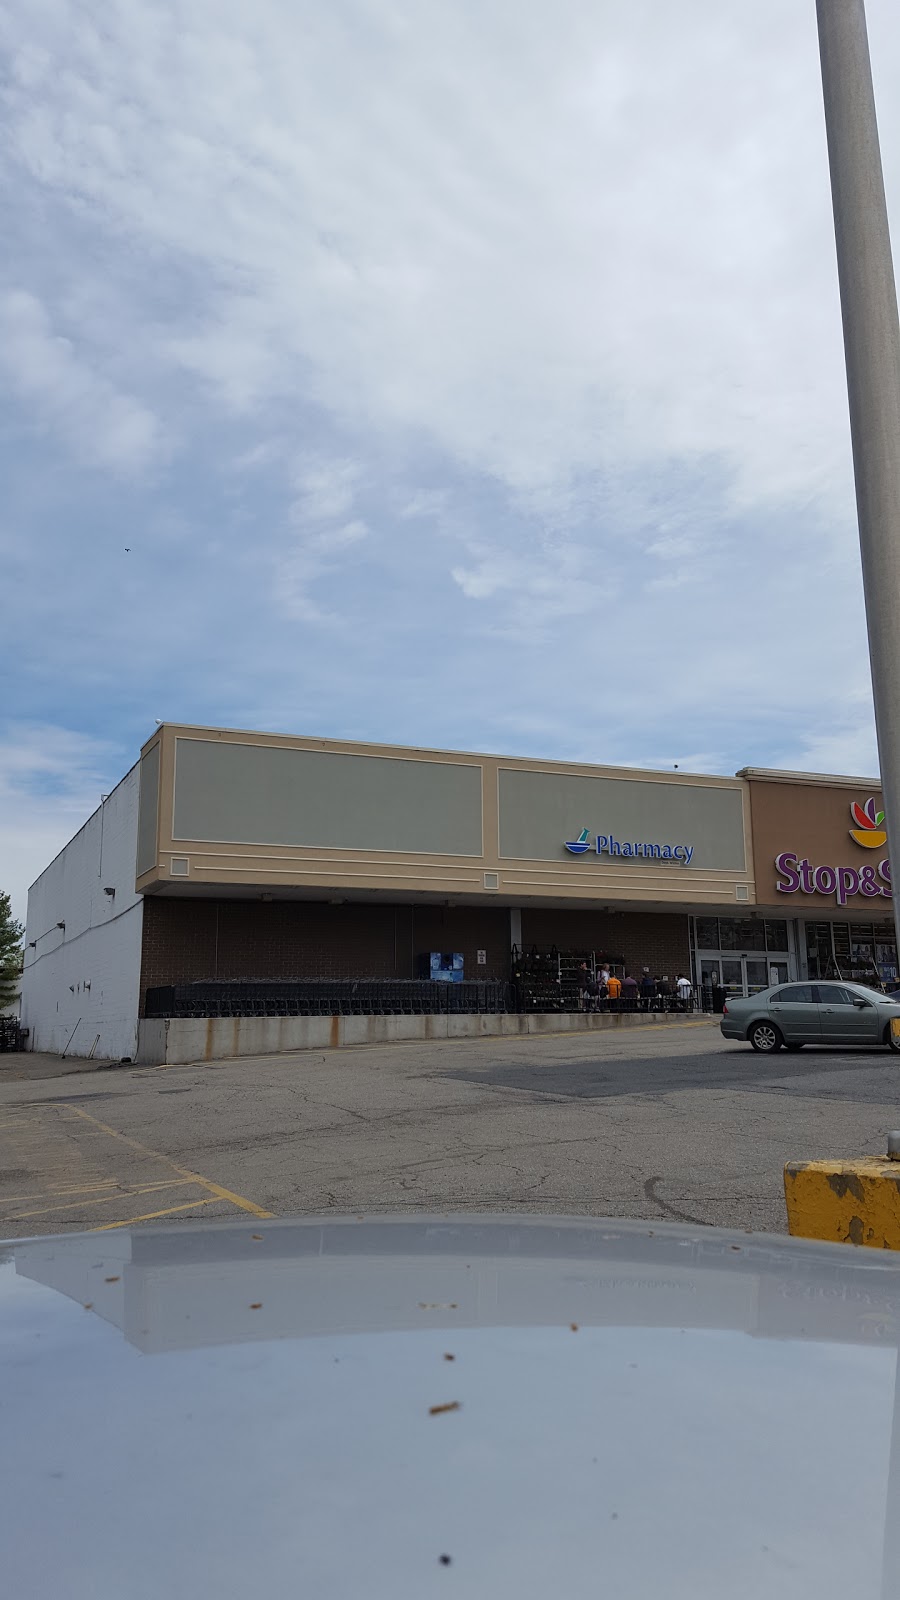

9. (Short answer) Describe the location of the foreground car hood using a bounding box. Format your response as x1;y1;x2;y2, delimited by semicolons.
3;1214;900;1599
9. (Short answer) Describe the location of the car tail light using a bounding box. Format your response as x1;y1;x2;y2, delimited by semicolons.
722;1004;728;1015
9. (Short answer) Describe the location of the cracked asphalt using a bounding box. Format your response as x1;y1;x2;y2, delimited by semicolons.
3;1018;900;1237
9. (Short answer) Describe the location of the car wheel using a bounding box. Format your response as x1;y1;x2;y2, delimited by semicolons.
749;1021;781;1053
784;1042;803;1052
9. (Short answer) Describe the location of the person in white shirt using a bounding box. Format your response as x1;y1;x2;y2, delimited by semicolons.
675;973;693;1011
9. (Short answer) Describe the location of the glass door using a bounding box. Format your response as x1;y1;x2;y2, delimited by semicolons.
700;960;723;991
719;959;744;998
744;958;769;994
693;918;794;999
700;955;780;998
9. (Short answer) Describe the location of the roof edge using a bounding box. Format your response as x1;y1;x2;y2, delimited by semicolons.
736;768;881;789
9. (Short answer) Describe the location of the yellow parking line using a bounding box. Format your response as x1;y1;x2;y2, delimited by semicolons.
47;1181;118;1194
3;1180;202;1222
0;1177;199;1207
61;1104;274;1219
0;1183;119;1204
91;1197;221;1231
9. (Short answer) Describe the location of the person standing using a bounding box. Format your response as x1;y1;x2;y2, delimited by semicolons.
640;970;656;1012
606;970;622;1010
577;962;595;1012
675;973;693;1012
622;972;639;1011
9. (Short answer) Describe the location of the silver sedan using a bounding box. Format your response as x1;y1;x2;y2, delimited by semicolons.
719;979;900;1053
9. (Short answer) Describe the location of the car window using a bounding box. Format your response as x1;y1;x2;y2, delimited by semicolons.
770;985;815;1004
816;986;856;1005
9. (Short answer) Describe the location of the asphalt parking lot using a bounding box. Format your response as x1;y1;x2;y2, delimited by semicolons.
2;1018;899;1239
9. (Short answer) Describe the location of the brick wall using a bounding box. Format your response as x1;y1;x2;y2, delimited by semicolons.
139;897;511;1010
409;905;510;983
140;897;690;1011
521;909;690;981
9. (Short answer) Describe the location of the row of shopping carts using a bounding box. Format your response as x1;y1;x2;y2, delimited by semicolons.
143;964;715;1022
144;979;511;1019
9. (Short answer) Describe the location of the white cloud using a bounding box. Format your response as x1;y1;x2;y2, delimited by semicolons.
274;455;371;619
451;557;509;602
0;0;880;514
2;0;900;876
0;726;126;921
780;708;881;782
289;457;362;524
0;291;162;473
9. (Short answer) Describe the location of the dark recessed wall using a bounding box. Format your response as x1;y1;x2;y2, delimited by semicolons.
520;909;690;980
139;898;512;1011
139;898;691;1012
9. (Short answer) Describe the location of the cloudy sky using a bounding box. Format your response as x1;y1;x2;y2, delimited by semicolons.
3;0;900;917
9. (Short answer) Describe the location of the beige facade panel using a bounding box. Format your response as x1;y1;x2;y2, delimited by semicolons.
135;725;755;905
136;741;160;879
162;852;487;893
172;737;484;856
494;870;751;908
498;767;747;871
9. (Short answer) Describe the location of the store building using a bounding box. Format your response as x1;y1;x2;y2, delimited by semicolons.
740;768;896;989
18;724;896;1059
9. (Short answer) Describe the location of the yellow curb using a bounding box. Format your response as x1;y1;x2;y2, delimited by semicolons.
784;1158;900;1249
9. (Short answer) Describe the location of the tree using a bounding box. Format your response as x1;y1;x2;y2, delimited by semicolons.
0;891;24;1013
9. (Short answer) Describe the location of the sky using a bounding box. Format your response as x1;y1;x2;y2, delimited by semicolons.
3;0;900;920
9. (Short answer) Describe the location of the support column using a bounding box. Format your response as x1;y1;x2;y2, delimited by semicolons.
817;0;900;960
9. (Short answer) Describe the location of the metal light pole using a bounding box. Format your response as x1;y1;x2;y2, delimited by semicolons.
816;0;900;962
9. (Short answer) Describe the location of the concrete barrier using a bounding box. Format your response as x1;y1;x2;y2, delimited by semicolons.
784;1153;900;1250
136;1008;714;1066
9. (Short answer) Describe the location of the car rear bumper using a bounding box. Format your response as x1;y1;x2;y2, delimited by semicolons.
719;1019;745;1041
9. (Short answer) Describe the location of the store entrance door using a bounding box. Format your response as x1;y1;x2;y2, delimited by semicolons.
694;918;794;999
701;957;770;999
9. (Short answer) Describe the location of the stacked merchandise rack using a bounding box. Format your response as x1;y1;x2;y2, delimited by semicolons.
510;945;563;1012
558;949;594;1011
510;947;627;1012
0;1017;26;1052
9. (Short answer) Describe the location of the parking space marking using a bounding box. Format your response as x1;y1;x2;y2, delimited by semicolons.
61;1103;274;1219
2;1179;203;1223
92;1197;222;1231
0;1182;119;1204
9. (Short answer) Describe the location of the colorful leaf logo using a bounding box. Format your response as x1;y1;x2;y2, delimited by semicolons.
849;797;887;849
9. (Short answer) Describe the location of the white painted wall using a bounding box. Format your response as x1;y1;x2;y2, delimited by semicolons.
20;766;144;1059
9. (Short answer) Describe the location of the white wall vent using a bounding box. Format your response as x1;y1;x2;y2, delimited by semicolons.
170;857;190;876
735;884;750;901
483;872;499;890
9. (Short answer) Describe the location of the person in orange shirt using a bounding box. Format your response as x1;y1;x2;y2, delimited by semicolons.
606;971;622;1009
